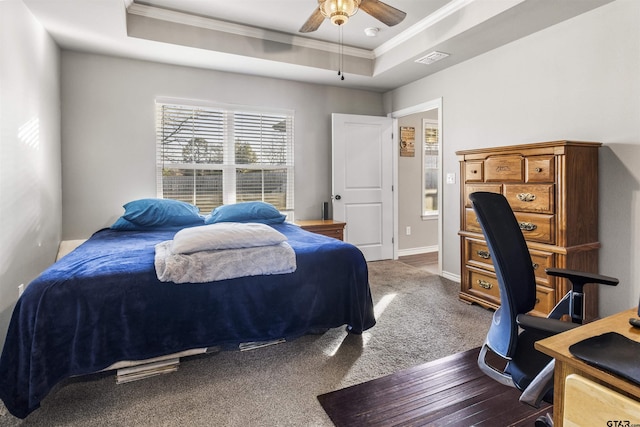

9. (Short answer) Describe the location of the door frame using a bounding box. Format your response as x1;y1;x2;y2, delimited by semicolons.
389;98;443;274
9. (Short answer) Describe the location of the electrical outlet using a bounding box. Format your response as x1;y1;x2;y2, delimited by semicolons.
405;226;411;236
18;284;25;297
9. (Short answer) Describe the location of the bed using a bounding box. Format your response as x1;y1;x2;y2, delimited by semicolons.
0;200;375;419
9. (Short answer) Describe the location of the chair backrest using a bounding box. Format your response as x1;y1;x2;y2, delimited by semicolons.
469;192;537;358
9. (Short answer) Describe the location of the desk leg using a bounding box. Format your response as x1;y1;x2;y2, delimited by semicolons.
553;360;568;427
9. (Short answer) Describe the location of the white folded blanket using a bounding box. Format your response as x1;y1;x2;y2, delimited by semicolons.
154;240;296;284
171;222;288;254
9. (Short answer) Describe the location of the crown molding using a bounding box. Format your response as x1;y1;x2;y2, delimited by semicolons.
127;3;374;59
374;0;475;57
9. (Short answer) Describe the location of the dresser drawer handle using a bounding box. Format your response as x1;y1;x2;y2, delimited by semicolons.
535;298;541;304
532;263;539;270
519;222;537;231
517;193;536;202
535;167;543;173
477;250;491;259
477;279;493;290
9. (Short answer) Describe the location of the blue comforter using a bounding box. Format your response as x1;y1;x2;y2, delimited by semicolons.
0;223;375;418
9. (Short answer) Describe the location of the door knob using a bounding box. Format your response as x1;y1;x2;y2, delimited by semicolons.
334;195;342;200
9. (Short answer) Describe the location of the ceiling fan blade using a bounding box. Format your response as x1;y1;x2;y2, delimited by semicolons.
299;9;325;33
359;0;407;27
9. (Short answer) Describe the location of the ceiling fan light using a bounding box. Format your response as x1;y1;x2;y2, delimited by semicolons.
320;0;360;26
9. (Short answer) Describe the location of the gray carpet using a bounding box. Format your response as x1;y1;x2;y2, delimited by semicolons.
0;260;492;426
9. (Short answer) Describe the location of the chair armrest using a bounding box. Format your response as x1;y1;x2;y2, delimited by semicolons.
545;268;619;293
516;313;579;335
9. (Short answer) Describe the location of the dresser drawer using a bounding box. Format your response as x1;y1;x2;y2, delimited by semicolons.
467;208;554;244
464;161;484;182
465;237;554;285
484;155;523;182
530;249;555;286
465;267;555;318
464;238;493;270
466;268;500;305
464;184;502;207
295;220;345;241
531;285;555;317
526;155;555;183
504;184;554;214
464;208;483;233
514;212;555;244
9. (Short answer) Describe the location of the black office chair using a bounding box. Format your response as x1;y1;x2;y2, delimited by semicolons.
469;192;618;426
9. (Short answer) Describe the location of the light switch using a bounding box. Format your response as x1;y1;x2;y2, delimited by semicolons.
446;173;456;184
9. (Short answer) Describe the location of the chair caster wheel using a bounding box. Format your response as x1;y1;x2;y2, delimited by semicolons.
535;413;553;427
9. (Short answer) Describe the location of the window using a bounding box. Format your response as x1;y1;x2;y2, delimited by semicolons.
156;99;294;216
422;118;439;216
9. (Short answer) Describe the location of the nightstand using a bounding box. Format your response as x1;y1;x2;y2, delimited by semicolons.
295;220;346;241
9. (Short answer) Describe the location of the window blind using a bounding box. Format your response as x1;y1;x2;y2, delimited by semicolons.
156;101;294;215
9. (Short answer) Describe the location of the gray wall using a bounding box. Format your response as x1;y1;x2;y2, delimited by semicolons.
397;111;438;252
384;0;640;318
0;0;62;348
60;52;385;239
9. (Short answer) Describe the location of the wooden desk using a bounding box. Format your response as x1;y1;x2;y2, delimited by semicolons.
536;308;640;426
295;220;346;241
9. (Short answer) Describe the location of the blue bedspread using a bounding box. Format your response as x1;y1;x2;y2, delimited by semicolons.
0;223;375;418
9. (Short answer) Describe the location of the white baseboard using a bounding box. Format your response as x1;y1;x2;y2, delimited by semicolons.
397;245;438;257
442;271;460;282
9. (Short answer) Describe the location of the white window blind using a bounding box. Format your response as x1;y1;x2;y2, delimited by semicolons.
156;100;294;215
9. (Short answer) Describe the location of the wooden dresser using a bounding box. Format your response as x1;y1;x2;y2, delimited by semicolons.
295;219;346;241
457;141;601;321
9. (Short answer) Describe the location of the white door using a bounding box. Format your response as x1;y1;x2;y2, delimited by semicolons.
332;113;394;261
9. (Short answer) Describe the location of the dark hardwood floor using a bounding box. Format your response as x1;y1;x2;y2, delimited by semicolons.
318;347;552;426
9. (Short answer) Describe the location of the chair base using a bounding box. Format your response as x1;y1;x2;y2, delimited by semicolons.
477;343;515;388
535;413;553;427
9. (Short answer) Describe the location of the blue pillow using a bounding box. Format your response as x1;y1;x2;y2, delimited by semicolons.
205;201;286;225
110;217;140;230
110;216;204;231
117;198;204;228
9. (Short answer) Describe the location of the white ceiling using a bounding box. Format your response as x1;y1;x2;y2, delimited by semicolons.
22;0;614;92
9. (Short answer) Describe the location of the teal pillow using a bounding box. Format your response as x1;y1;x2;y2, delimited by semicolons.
205;201;286;225
113;198;204;229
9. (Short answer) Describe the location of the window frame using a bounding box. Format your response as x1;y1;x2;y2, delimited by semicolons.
422;118;439;219
155;97;294;216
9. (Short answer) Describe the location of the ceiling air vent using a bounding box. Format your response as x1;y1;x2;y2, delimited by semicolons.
415;51;450;65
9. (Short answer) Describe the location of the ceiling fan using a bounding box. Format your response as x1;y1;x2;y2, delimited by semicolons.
299;0;407;33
